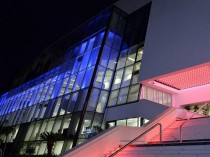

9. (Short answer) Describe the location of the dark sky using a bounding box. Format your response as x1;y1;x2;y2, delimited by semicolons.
0;0;118;95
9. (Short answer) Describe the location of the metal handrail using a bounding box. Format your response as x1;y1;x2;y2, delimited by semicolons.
109;123;162;157
179;102;208;142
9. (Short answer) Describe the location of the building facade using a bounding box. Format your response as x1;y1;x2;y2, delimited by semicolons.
1;0;210;156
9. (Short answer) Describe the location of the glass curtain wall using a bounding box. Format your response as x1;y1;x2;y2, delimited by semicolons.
108;46;143;107
0;10;109;155
77;8;127;142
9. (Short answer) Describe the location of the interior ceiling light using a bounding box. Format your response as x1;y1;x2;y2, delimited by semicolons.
155;66;210;90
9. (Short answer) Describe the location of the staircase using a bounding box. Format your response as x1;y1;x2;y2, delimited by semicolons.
150;116;210;143
59;107;209;157
106;116;210;157
108;142;210;157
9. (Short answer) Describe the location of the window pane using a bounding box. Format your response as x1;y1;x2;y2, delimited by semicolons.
74;89;88;112
78;42;87;55
72;57;82;74
79;52;91;71
66;92;78;113
108;90;119;106
116;119;126;126
105;31;115;47
113;34;122;50
61;115;71;134
108;49;118;69
128;84;140;102
127;118;138;127
126;53;136;66
87;37;95;51
59;95;70;116
88;47;100;67
45;118;55;132
102;70;113;90
52;117;63;133
87;88;100;111
117;49;127;69
94;31;104;47
52;98;62;117
66;60;74;74
117;87;129;104
73;46;79;57
121;66;133;87
65;75;76;94
112;69;124;89
136;48;143;61
73;71;85;91
81;68;94;89
96;91;108;113
58;77;69;96
100;46;111;67
158;91;163;104
94;66;106;88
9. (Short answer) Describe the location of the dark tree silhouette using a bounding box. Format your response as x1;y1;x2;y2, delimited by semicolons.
40;132;62;157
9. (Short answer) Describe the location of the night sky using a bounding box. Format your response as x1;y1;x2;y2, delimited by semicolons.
0;0;118;95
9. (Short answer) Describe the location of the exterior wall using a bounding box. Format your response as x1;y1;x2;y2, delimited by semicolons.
105;99;168;122
140;0;210;81
173;84;210;107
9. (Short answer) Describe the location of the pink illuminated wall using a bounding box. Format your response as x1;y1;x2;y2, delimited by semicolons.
173;84;210;107
141;63;210;108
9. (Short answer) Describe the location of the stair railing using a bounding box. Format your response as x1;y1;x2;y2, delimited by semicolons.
109;123;162;157
179;102;208;143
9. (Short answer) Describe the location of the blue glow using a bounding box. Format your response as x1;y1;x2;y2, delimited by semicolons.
88;47;100;67
0;31;105;117
86;37;96;51
78;42;87;55
94;32;105;47
79;52;91;71
106;31;115;46
81;68;94;89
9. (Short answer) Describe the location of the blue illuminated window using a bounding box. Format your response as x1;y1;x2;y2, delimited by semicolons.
79;52;91;71
73;71;85;91
65;75;76;94
87;37;95;51
71;56;82;74
113;34;122;50
105;31;115;47
88;47;100;67
87;88;100;111
81;68;94;88
94;32;105;47
100;46;111;67
78;42;87;55
51;80;62;99
94;66;106;88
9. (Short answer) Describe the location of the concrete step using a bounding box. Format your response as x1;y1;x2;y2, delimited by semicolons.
112;143;210;157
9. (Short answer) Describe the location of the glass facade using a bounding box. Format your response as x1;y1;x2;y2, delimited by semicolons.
108;46;143;107
0;3;152;156
140;85;172;107
107;117;149;128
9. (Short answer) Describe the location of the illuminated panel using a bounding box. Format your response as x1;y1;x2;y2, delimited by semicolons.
155;66;210;90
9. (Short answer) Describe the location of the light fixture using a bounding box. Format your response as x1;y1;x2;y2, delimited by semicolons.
128;57;135;61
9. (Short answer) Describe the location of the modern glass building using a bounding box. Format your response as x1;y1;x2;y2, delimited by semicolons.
0;2;153;155
2;0;210;156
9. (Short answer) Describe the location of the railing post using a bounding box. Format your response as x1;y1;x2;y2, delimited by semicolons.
179;102;208;143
